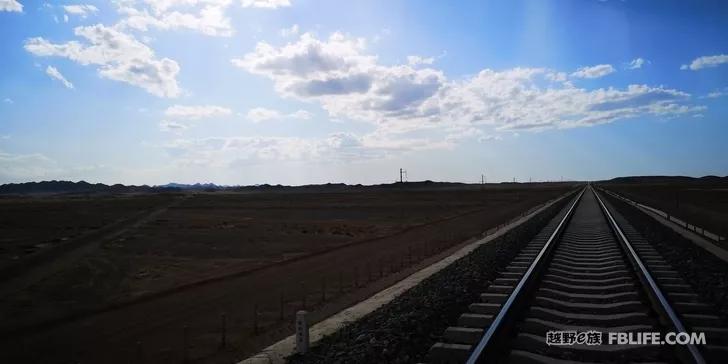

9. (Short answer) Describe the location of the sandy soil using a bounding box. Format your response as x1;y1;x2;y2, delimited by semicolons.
0;194;177;264
0;183;573;364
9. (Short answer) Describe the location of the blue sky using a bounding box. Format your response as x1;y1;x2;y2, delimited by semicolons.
0;0;727;185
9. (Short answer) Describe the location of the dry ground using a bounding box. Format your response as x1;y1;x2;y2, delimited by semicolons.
0;183;574;364
600;180;728;241
0;194;177;264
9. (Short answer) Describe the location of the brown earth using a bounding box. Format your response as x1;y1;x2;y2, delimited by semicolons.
0;193;178;264
599;180;728;243
0;183;574;364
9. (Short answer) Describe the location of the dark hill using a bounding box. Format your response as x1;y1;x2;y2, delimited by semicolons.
604;175;728;184
0;180;177;195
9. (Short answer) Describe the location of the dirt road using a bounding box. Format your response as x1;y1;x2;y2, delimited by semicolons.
0;195;190;328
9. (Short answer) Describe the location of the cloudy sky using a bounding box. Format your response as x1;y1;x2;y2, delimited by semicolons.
1;0;727;185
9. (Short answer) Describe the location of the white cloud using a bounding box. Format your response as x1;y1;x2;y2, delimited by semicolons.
571;64;615;79
477;134;502;143
407;55;435;66
241;0;290;9
705;88;728;98
234;32;701;140
3;98;13;104
63;4;98;18
160;104;232;132
113;0;291;36
289;109;312;119
116;1;235;37
159;120;189;132
444;127;487;143
441;69;701;131
25;24;181;98
164;131;449;168
372;28;392;44
627;57;648;69
280;24;299;37
162;136;326;167
246;107;281;122
164;104;232;119
0;151;116;183
45;66;75;89
545;71;568;82
233;32;446;133
0;0;22;12
0;151;61;182
246;107;313;122
232;32;374;80
681;54;728;71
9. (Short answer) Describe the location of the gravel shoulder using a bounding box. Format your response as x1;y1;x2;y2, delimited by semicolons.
604;193;728;321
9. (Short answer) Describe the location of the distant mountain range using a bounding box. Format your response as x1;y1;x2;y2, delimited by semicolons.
2;176;723;195
0;179;473;195
159;182;227;190
0;180;177;195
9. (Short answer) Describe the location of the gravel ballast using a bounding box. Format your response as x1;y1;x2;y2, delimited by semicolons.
605;193;728;321
288;192;576;364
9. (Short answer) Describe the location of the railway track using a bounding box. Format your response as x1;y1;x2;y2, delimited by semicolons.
429;186;728;363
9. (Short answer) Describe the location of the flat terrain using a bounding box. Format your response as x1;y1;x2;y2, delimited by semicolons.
0;183;573;363
599;178;728;242
0;193;178;264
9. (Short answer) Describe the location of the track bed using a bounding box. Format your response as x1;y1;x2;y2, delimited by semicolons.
430;188;728;363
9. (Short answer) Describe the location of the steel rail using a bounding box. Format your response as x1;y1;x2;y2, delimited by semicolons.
465;187;586;364
593;186;705;364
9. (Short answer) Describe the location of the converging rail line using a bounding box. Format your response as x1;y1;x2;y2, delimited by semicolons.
429;186;728;363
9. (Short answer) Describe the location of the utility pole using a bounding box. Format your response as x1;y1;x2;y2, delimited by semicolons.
400;168;403;183
399;168;407;183
481;174;484;185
